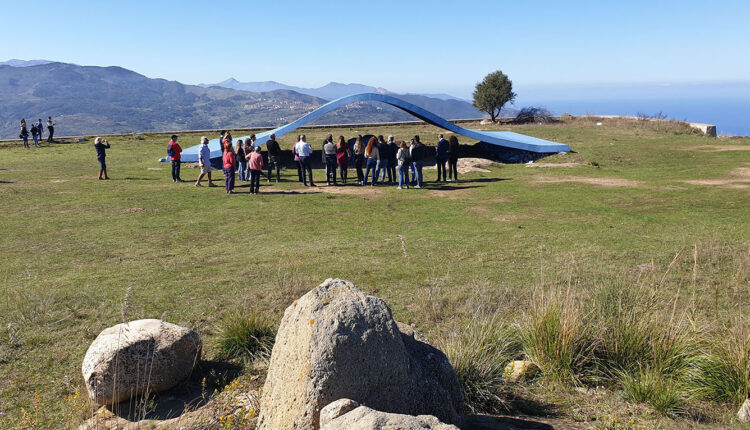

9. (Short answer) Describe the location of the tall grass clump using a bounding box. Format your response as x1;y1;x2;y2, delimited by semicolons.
216;310;275;362
617;366;687;416
688;324;750;406
521;288;595;385
439;313;521;414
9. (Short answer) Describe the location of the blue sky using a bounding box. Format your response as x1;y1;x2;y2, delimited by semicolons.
3;0;749;98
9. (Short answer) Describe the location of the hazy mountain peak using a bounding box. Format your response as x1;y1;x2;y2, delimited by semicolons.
0;59;54;67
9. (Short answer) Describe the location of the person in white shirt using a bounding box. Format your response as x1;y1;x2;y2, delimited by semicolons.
195;137;215;187
296;135;315;186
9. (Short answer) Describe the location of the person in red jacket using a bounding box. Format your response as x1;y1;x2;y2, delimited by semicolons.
247;146;264;194
222;140;236;194
168;135;184;182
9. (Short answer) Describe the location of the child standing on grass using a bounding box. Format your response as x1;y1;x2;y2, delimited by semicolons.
247;146;264;194
223;141;236;194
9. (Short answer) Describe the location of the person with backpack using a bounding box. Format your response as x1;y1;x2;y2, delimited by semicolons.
30;123;40;147
435;134;449;182
266;133;281;182
167;135;183;182
20;119;29;148
94;137;110;180
409;135;426;188
396;141;411;189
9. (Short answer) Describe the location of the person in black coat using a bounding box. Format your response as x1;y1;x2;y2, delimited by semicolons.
94;137;111;179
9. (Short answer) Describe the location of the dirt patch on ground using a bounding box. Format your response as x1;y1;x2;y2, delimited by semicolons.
424;157;501;174
526;162;583;168
50;179;68;183
428;187;476;199
124;207;146;214
147;167;165;171
680;166;750;187
688;145;750;152
534;176;642;187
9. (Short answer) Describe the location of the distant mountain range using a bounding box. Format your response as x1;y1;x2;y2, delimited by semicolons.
0;61;493;139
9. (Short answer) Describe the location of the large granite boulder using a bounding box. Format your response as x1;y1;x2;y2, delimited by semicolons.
82;319;201;406
257;279;463;430
320;400;459;430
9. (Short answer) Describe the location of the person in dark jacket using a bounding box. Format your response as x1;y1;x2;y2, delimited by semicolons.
409;135;426;188
94;137;111;180
387;135;398;184
447;135;460;182
375;135;389;184
266;133;282;182
20;119;29;148
435;134;449;182
30;123;40;147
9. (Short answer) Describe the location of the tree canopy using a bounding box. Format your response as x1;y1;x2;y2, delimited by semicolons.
472;70;516;122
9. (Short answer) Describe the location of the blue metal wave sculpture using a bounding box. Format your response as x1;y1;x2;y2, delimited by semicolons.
178;93;570;162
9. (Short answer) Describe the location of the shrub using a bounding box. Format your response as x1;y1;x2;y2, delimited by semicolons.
617;366;687;416
513;107;554;124
688;325;750;406
521;289;595;385
216;310;275;362
439;313;521;414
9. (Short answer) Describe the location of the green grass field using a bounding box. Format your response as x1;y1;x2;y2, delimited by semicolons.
1;118;749;428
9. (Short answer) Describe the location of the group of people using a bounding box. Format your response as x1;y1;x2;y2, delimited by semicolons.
93;130;462;193
19;117;56;148
309;133;460;189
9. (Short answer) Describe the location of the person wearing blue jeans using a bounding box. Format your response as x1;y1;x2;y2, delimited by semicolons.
235;139;247;181
363;137;379;185
375;135;389;184
396;141;410;189
409;135;426;188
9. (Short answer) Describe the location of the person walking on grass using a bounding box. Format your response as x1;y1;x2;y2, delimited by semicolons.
195;136;216;187
435;133;449;183
353;135;365;185
94;137;110;180
396;141;411;189
30;123;40;148
447;135;460;182
266;133;281;182
409;135;426;188
167;135;183;182
47;116;55;142
36;119;44;141
296;135;314;186
293;135;303;183
324;134;338;185
247;146;264;194
336;135;350;184
20;119;29;148
236;139;247;182
223;140;236;194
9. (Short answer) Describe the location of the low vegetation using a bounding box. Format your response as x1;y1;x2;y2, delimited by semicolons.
0;118;748;428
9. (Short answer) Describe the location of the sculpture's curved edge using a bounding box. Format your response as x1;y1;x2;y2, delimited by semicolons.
178;93;570;162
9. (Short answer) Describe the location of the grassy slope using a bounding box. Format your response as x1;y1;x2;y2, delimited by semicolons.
0;119;748;427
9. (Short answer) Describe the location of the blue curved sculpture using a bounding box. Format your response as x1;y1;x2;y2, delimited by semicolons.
178;93;570;162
